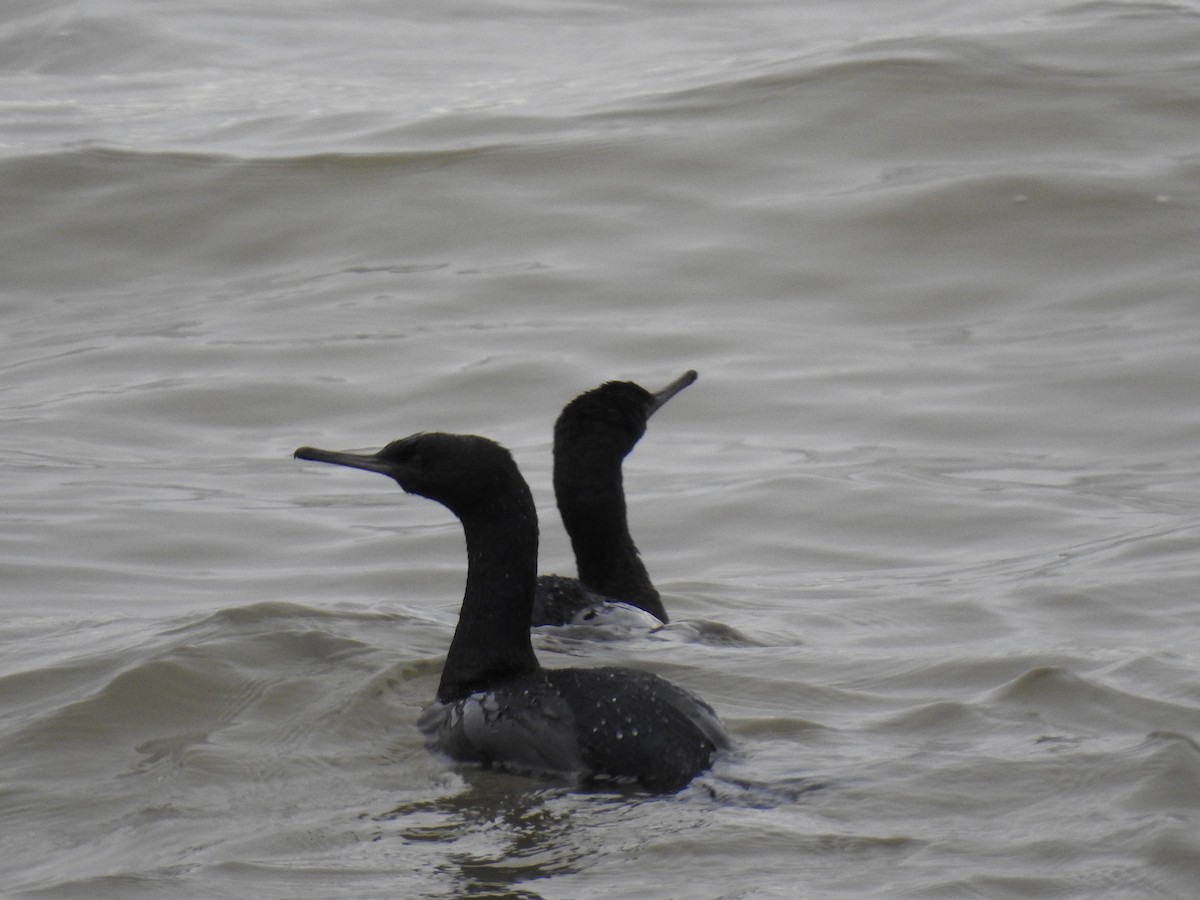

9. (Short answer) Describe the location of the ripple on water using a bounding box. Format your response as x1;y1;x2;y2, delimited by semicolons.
991;666;1200;736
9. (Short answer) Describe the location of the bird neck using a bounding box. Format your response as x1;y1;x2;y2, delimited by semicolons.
438;488;541;702
554;450;665;621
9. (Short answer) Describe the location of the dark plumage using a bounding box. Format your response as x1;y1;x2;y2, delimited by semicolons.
533;370;697;627
294;431;728;791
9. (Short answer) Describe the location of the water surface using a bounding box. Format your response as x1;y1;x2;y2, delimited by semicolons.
3;1;1200;897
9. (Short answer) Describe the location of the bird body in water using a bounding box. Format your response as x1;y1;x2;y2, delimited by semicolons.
294;431;728;792
532;370;697;628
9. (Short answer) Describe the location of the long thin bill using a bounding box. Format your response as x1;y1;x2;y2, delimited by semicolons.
293;445;393;475
647;369;698;416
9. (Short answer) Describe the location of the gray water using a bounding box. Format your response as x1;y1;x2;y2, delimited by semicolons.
3;1;1200;897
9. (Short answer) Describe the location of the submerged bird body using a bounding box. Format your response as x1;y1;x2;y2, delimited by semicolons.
532;370;697;627
294;431;727;791
420;665;726;792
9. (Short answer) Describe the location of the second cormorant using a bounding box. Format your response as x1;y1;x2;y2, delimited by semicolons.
533;369;697;627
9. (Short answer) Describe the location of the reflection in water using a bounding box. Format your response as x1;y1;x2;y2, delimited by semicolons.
373;761;828;897
376;772;654;898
